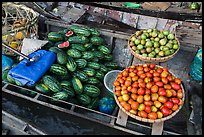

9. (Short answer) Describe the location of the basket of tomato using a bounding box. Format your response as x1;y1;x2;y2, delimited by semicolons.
128;29;180;62
113;64;185;123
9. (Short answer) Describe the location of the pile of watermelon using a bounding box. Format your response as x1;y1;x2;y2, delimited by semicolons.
33;25;118;109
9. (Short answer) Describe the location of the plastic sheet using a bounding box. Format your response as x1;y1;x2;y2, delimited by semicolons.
8;50;56;86
2;55;14;72
190;48;202;81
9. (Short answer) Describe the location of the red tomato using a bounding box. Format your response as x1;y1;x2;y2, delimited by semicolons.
131;87;137;94
155;81;163;87
138;104;145;111
132;82;139;88
156;68;163;73
153;77;161;82
144;94;151;101
145;106;152;113
164;101;174;109
122;70;129;77
151;93;159;101
146;72;153;78
174;78;182;85
145;89;151;95
172;104;179;111
133;69;138;74
137;66;143;71
148;112;157;120
140;73;146;79
118;73;123;78
137;88;145;95
158;96;168;104
164;84;171;90
146;82;153;89
131;93;138;101
153;72;160;77
124;103;131;111
162;67;168;72
151;85;159;93
137;95;144;103
144;77;151;83
158;88;167;96
171;98;180;104
115;90;121;96
149;64;156;69
144;101;153;106
125;80;132;87
160;106;170;116
131;101;139;110
167;75;173;82
161;71;169;78
171;89;177;97
144;67;150;72
161;77;168;85
171;82;181;90
154;101;162;108
129;68;134;73
157;111;163;119
140;111;148;118
139;82;146;88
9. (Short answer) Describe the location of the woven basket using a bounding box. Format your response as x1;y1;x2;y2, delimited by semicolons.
113;64;185;123
128;31;180;62
2;2;39;56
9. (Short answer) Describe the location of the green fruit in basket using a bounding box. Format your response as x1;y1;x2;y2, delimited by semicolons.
140;39;146;45
160;46;165;51
135;31;142;37
147;29;153;33
148;53;155;58
164;50;171;56
142;53;148;57
141;49;146;54
154;37;160;42
173;40;178;44
137;44;144;50
170;49;175;54
158;51;165;57
145;41;152;48
159;38;167;46
131;36;136;41
166;43;173;49
173;44;179;50
156;55;161;58
143;32;149;38
134;39;140;45
158;33;164;39
145;38;151;42
162;46;169;52
163;30;170;36
154;41;160;48
146;47;152;53
151;31;158;38
167;34;175;40
141;34;147;40
154;48;160;54
135;50;140;54
168;40;174;44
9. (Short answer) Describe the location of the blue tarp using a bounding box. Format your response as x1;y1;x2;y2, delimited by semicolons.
2;55;14;71
8;50;56;86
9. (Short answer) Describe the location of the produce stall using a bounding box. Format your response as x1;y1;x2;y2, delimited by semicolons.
2;2;202;135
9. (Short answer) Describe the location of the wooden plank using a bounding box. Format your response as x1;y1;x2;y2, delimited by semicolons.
151;121;164;135
112;38;133;68
116;109;128;127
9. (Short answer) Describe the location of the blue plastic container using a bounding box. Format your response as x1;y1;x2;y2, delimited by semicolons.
190;49;202;81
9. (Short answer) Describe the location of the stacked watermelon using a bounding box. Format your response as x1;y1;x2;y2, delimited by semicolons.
34;25;118;109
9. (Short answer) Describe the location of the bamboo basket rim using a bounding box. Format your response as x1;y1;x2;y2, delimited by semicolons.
113;64;185;123
128;30;180;62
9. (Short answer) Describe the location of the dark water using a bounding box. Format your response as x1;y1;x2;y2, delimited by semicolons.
2;92;132;135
